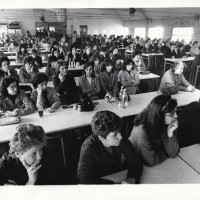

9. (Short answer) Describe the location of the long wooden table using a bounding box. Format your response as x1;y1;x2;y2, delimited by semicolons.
178;144;200;174
102;155;200;183
164;57;195;72
0;99;119;143
0;89;200;143
111;89;200;117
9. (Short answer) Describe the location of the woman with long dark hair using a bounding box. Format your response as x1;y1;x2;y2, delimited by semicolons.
129;94;180;166
79;61;101;100
0;77;35;116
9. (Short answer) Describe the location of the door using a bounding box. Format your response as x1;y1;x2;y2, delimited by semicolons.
80;25;87;36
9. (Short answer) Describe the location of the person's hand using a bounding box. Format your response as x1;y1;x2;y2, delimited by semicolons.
167;119;178;138
19;159;41;185
186;85;195;92
36;87;43;95
59;73;65;82
35;61;39;66
4;109;18;117
76;62;80;67
120;178;136;184
46;107;55;113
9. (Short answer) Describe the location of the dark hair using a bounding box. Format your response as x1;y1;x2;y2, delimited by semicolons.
134;94;177;149
0;77;19;98
132;49;142;58
193;41;198;46
92;54;101;62
91;110;122;138
18;44;28;55
47;55;58;68
122;59;134;70
112;54;122;64
32;73;48;89
57;59;67;69
9;123;47;156
0;57;10;67
83;61;95;78
23;56;35;65
101;58;114;72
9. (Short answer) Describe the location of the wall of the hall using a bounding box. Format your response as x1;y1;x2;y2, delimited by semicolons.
67;18;129;36
124;16;200;42
0;9;66;36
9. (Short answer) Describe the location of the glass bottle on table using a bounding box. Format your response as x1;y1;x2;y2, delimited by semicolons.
121;89;128;108
118;86;124;107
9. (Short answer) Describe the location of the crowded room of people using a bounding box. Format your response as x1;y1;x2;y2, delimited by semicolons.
1;6;200;190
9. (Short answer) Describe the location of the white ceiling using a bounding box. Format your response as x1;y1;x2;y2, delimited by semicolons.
66;8;200;21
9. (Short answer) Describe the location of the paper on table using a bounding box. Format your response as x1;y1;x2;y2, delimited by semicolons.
101;170;128;183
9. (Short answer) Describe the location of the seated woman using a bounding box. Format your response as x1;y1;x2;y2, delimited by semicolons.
92;55;102;76
78;110;143;184
159;60;195;94
31;73;61;113
98;58;119;99
68;46;82;67
0;123;64;185
82;46;93;64
8;41;18;52
79;61;101;101
132;49;146;72
16;44;29;62
113;54;123;73
45;55;58;81
19;56;39;83
52;59;77;105
129;95;180;166
0;56;19;83
118;59;140;95
30;48;43;69
0;77;35;116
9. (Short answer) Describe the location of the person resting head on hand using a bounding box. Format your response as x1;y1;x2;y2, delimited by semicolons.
31;72;61;113
0;123;65;185
0;77;35;117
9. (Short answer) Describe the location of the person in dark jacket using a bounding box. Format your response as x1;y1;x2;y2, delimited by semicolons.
78;110;143;184
98;58;119;98
0;123;64;185
52;59;77;105
177;101;200;147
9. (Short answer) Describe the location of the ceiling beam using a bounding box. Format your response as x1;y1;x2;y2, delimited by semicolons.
137;8;149;20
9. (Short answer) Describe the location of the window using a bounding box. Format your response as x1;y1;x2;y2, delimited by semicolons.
148;27;164;39
36;27;44;31
134;28;145;39
0;25;8;35
49;27;55;32
172;27;193;43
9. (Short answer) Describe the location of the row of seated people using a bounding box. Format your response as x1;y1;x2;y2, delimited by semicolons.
0;93;200;185
0;55;196;112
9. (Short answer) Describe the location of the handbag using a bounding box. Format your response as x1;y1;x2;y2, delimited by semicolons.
79;93;95;112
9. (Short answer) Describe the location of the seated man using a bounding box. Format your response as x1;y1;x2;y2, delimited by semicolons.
77;110;143;184
0;124;64;185
159;60;195;94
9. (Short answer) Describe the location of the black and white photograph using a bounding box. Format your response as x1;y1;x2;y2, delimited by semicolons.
0;0;200;199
